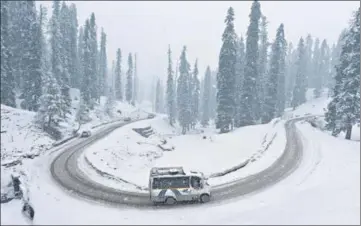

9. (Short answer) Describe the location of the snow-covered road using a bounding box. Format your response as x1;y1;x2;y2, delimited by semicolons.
50;116;305;207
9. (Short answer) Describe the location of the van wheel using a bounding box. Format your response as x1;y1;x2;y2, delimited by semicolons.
165;197;176;205
200;194;210;203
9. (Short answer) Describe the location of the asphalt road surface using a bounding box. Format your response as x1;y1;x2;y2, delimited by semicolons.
51;117;305;208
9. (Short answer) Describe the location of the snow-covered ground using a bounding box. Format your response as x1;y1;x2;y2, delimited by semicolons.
80;115;281;190
1;109;359;225
1;90;359;225
1;88;148;203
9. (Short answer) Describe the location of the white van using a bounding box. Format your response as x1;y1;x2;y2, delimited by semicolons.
149;167;211;205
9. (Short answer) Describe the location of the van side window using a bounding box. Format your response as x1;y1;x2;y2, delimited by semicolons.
191;177;201;189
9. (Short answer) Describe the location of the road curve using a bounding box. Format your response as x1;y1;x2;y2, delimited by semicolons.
51;117;305;208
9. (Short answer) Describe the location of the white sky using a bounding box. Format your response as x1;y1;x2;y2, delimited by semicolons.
38;1;359;81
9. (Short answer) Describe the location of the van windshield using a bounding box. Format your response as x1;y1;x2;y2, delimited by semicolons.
152;176;190;189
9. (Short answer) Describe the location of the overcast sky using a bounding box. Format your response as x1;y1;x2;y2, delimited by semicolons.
39;1;358;81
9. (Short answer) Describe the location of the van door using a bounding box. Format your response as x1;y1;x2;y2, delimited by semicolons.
190;176;202;200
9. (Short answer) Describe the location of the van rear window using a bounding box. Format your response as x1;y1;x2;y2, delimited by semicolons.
152;177;190;189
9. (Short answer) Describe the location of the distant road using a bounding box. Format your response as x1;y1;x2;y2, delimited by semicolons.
51;117;305;208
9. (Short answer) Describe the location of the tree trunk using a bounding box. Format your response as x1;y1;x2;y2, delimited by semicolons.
345;124;352;140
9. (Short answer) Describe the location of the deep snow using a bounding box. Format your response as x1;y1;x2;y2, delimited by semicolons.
1;90;359;225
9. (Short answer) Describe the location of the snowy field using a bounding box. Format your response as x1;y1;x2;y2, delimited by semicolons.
80;115;280;190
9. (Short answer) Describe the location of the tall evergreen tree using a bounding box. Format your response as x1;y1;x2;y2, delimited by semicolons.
177;46;191;134
216;7;237;133
166;46;176;125
329;30;347;96
291;37;307;109
80;19;92;106
21;0;42;111
68;4;79;89
98;28;107;97
276;25;287;116
234;36;246;127
89;13;99;103
262;24;286;123
325;9;360;139
314;39;330;97
0;1;16;107
240;1;262;126
190;59;200;128
126;53;133;104
305;34;314;88
77;26;84;89
311;38;320;90
114;49;122;101
133;53;138;104
258;15;269;117
285;42;298;107
201;66;212;127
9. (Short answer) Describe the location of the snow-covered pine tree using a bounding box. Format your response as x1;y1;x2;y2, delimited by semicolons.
0;1;16;107
77;26;84;90
104;86;115;117
325;9;360;140
305;34;313;89
234;36;246;128
37;72;62;128
216;7;237;133
21;0;42;112
191;59;200;128
114;49;122;101
98;28;107;97
201;66;212;127
89;13;99;104
210;69;218;120
311;38;320;91
80;19;92;107
285;42;298;107
258;15;269;118
241;1;262;126
177;46;192;134
155;78;161;113
68;4;79;89
314;39;330;97
133;53;138;105
126;53;133;104
329;30;347;96
291;37;307;109
276;25;287;117
8;1;29;90
262;24;286;123
166;46;176;125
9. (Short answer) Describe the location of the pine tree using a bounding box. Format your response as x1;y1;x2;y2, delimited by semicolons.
311;38;320;90
325;9;360;140
77;26;84;90
258;15;269;118
191;59;200;128
166;46;176;125
314;39;330;98
89;13;99;103
216;7;238;133
98;28;107;97
329;30;347;96
37;73;62;128
285;42;298;107
201;66;212;127
155;78;161;113
276;25;287;116
291;37;307;109
305;34;313;88
241;1;262;126
133;53;138;104
126;53;133;104
104;87;115;117
234;36;246;128
114;49;122;101
80;19;92;107
0;1;16;107
177;46;191;134
68;4;79;89
21;0;42;112
262;24;286;123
